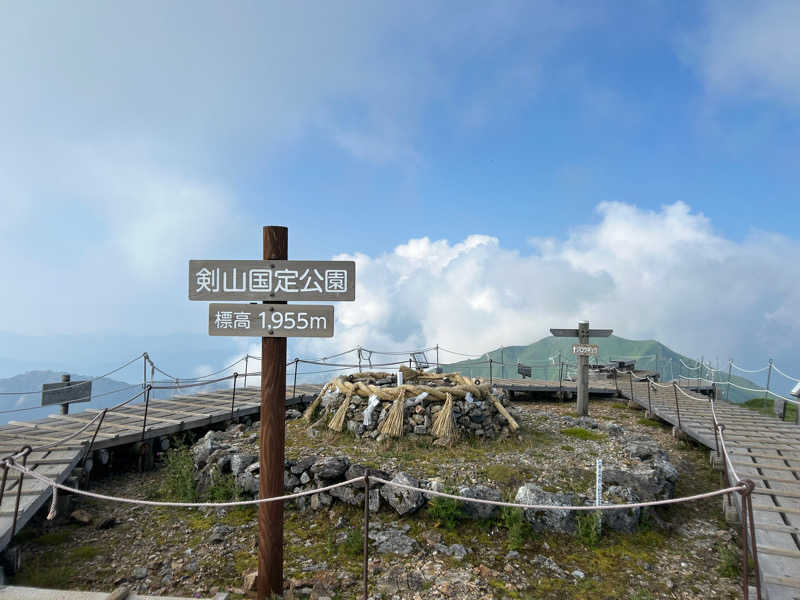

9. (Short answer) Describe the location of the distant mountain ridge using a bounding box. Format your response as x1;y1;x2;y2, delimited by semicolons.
441;335;762;405
0;370;139;425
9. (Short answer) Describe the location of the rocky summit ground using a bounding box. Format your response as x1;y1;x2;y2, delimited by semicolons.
10;398;745;599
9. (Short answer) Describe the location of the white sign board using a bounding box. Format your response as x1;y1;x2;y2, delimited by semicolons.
572;344;598;356
208;303;334;337
189;260;355;301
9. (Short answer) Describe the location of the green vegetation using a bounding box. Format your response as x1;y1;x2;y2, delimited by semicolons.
159;444;197;502
561;427;606;442
427;494;465;530
611;402;629;410
339;524;364;557
743;396;798;422
575;511;602;547
500;506;532;550
717;543;740;577
637;416;664;428
207;473;240;502
70;545;101;560
30;529;73;546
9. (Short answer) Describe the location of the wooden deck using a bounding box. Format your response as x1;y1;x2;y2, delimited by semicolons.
0;384;321;551
492;377;618;397
617;379;800;600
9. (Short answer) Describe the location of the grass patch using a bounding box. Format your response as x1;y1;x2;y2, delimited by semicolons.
636;417;664;428
159;444;197;502
611;402;629;410
717;543;740;578
70;545;101;560
32;530;73;546
561;427;606;442
207;473;240;503
427;495;466;530
481;463;535;487
743;397;798;422
339;524;363;557
500;506;532;551
575;511;602;547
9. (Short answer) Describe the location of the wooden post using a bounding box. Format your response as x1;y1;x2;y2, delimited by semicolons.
258;225;288;600
576;321;589;416
60;374;70;415
726;360;732;403
698;356;703;391
489;358;493;386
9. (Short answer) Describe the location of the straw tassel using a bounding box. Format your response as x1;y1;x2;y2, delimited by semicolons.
378;388;406;438
431;392;457;443
328;391;351;432
303;382;331;422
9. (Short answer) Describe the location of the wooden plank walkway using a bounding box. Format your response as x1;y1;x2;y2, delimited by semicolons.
493;377;618;397
616;379;800;600
0;384;321;551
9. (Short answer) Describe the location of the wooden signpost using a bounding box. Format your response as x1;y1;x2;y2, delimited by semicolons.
550;322;612;416
42;374;91;415
189;226;355;599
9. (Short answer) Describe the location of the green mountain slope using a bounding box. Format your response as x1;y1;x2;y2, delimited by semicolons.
440;335;762;405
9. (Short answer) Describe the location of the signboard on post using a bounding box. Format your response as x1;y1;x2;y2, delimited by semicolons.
572;344;598;356
208;303;333;337
42;380;91;407
189;228;356;600
551;322;612;417
189;260;355;301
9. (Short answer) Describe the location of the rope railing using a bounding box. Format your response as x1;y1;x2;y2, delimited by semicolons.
0;353;146;396
614;367;762;599
1;354;769;600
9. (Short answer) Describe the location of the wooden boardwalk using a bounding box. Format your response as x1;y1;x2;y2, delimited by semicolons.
0;384;321;551
617;378;800;600
493;376;618;398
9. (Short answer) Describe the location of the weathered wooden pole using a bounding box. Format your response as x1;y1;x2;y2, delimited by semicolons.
258;226;287;599
576;321;590;416
60;374;70;415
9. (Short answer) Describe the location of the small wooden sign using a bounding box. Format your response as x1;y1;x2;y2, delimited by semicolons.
572;344;599;356
189;260;355;301
208;303;334;337
42;380;92;407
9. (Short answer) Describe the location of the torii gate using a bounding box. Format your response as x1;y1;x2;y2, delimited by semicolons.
550;321;613;416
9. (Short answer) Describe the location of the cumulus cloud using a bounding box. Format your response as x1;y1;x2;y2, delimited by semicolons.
286;202;799;376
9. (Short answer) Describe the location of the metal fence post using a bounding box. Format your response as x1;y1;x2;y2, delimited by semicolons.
230;372;239;421
363;474;370;600
489;359;493;386
141;385;152;441
672;381;682;432
244;354;249;390
646;379;653;417
628;372;635;407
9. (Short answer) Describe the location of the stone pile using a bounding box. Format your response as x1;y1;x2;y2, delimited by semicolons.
307;368;522;441
190;423;678;534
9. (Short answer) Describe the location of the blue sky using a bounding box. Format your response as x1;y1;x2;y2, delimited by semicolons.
1;2;800;391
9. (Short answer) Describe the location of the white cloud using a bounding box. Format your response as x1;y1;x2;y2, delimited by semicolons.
287;202;800;378
683;1;800;105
